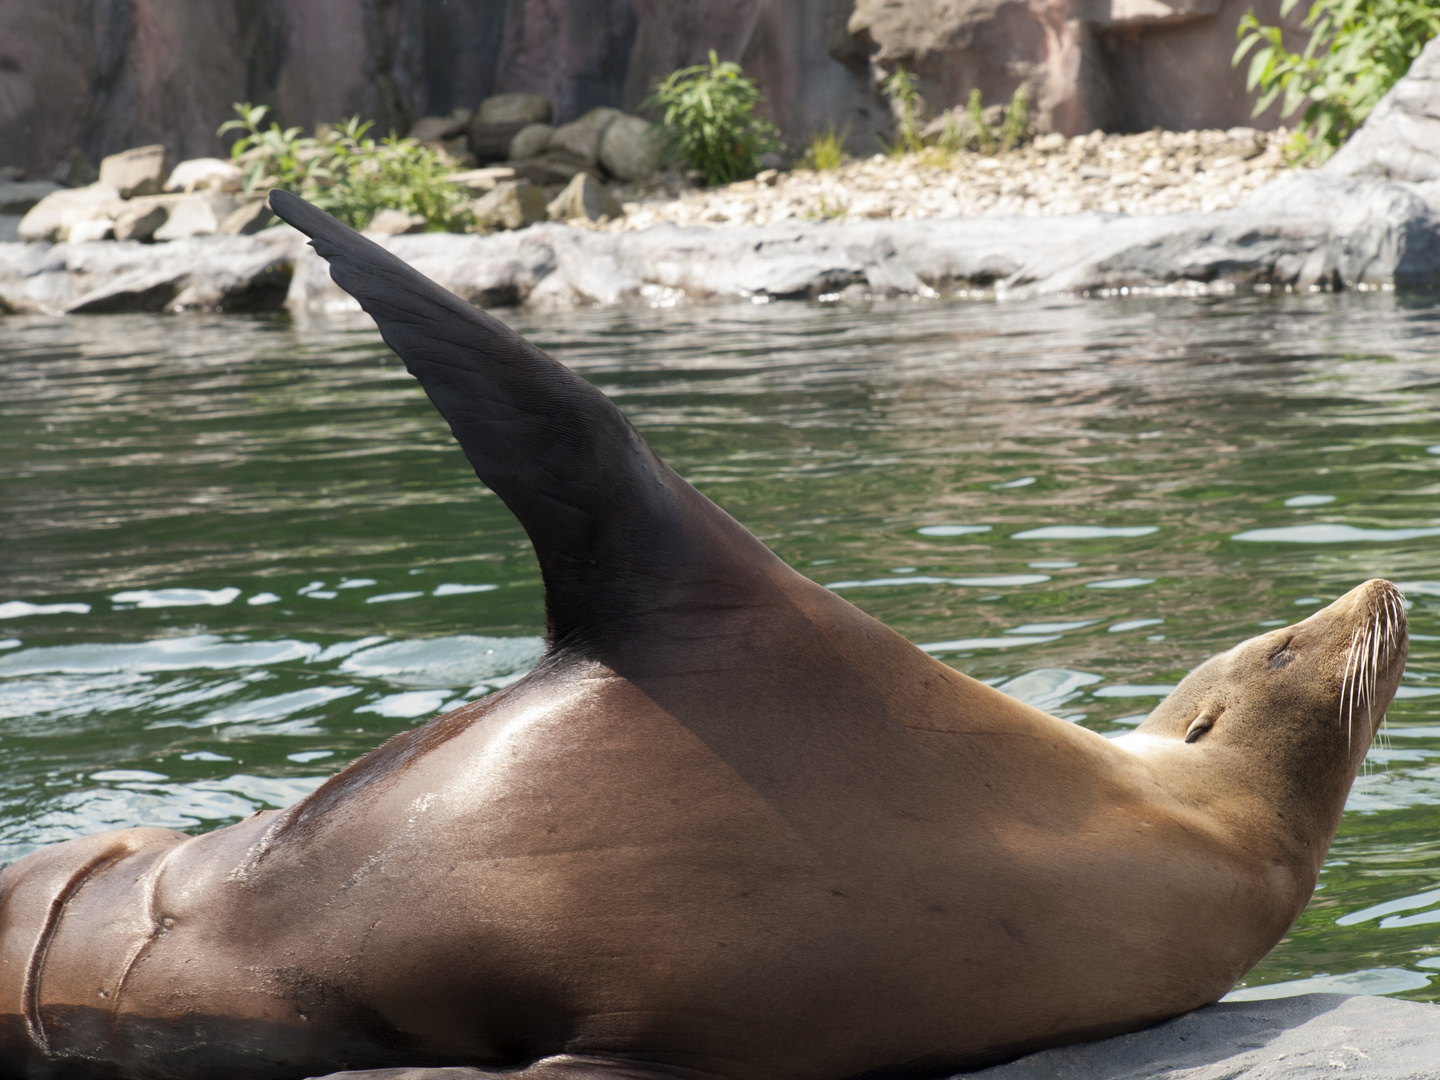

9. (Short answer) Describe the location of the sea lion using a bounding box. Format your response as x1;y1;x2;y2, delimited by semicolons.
0;190;1409;1080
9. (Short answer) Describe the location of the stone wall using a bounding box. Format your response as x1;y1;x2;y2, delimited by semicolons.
0;0;1300;181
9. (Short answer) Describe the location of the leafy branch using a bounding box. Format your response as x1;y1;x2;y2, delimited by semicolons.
1234;0;1440;160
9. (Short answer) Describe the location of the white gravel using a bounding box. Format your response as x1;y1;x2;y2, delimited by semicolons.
605;127;1313;231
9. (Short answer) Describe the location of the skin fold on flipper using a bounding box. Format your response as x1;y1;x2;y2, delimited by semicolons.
0;192;1409;1080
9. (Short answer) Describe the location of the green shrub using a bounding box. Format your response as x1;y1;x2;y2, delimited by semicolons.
882;80;1032;160
803;124;847;171
1234;0;1440;161
218;103;475;232
965;90;996;154
997;85;1032;151
882;67;925;157
645;52;783;186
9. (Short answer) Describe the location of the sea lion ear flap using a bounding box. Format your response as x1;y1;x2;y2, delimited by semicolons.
1184;712;1217;743
265;190;740;645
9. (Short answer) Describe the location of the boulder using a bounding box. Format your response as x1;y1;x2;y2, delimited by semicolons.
469;121;532;164
472;180;548;231
164;158;244;194
573;107;625;135
0;180;62;215
547;122;603;169
18;183;121;242
66;218;114;244
599;116;663;181
509;123;554;162
0;230;305;314
113;202;172;243
1327;37;1440;182
476;93;552;126
546;172;623;222
443;167;518;193
152;191;238;241
366;209;428;235
98;145;168;199
548;108;626;169
508;154;588;186
219;201;278;235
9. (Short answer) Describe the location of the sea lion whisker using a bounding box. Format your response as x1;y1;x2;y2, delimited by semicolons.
1340;621;1363;739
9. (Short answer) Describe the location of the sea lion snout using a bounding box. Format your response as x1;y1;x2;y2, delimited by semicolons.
1314;578;1409;740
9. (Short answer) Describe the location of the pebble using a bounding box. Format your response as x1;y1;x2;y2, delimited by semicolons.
605;127;1311;232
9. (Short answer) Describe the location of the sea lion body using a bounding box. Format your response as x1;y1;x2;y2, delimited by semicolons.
0;193;1409;1080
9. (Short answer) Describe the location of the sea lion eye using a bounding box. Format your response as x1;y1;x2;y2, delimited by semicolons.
1267;639;1296;670
1184;713;1216;743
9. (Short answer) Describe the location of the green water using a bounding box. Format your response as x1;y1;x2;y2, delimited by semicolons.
1;294;1438;1002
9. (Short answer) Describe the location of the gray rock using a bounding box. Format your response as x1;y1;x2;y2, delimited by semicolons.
113;202;171;243
547;122;603;168
17;182;121;242
219;200;278;236
0;180;62;215
296;996;1440;1080
284;230;556;313
153;191;238;241
443;167;519;194
0;216;18;244
476;93;552;127
98;145;168;199
472;180;549;232
1327;37;1440;182
599;116;663;181
549;108;626;169
164;158;244;194
0;230;304;315
546;173;622;222
573;107;625;135
366;208;428;235
509;123;554;162
508;153;588;186
66;218;113;244
469;121;532;165
968;993;1440;1079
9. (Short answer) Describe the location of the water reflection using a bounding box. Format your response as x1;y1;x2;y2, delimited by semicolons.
1;292;1438;999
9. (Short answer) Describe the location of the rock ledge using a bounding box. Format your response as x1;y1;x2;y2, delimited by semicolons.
304;994;1440;1080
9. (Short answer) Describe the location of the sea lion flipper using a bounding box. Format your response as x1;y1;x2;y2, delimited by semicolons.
268;190;767;645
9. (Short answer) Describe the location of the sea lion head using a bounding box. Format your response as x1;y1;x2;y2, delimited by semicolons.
1124;579;1408;876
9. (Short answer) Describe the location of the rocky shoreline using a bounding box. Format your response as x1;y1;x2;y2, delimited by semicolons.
6;43;1440;316
3;163;1433;318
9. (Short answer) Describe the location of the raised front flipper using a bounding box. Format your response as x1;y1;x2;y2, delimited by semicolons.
269;191;783;648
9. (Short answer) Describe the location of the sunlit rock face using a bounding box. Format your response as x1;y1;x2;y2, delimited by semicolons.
843;0;1300;135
